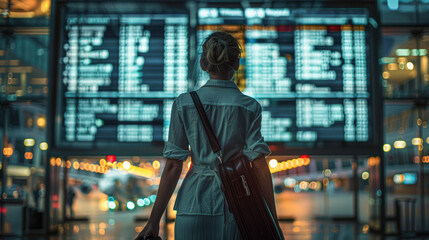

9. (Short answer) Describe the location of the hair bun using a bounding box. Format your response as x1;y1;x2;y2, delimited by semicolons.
205;37;229;66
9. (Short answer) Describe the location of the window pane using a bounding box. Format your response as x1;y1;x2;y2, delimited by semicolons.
0;32;49;99
381;29;426;98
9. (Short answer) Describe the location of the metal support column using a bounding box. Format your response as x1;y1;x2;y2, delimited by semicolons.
415;30;425;234
353;156;359;222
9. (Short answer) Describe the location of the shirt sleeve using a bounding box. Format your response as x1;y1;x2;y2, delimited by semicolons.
243;103;272;161
163;98;191;161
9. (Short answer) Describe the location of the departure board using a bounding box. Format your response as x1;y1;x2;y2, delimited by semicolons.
197;8;372;143
57;13;188;146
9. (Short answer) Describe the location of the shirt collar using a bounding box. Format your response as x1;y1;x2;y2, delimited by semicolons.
202;79;239;90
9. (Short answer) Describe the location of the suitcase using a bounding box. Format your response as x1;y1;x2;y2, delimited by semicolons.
190;91;284;240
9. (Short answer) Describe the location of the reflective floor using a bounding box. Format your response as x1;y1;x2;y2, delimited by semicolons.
3;190;429;240
4;213;429;240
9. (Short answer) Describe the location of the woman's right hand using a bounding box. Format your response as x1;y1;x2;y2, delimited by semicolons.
134;221;159;240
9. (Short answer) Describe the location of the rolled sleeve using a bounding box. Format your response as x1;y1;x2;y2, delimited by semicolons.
243;104;272;161
163;98;190;161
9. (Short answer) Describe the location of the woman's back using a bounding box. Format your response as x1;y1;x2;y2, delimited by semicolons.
164;79;271;216
172;80;266;167
136;31;276;240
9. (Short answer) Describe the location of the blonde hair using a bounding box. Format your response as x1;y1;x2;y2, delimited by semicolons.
201;31;242;75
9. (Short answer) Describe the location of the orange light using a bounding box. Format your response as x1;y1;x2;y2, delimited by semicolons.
309;181;318;190
368;157;380;167
300;155;310;165
303;158;310;165
56;158;61;166
24;152;33;160
50;158;55;166
66;161;71;168
3;147;13;157
117;162;123;169
99;159;106;166
153;160;160;170
37;117;46;128
188;161;192;170
73;162;79;169
323;178;329;186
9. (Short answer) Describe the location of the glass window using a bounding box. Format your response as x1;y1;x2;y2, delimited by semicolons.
384;101;428;232
0;3;50;233
0;30;49;100
381;28;429;97
379;0;429;25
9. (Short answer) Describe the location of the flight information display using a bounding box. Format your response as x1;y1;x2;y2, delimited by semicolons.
197;8;372;143
57;13;188;145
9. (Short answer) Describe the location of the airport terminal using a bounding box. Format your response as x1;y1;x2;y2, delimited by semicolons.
0;0;428;239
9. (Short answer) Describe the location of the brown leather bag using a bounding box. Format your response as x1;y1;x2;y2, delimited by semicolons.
190;91;284;240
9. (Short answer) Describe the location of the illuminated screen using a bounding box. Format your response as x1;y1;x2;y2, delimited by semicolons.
57;12;188;146
53;6;376;154
198;8;372;143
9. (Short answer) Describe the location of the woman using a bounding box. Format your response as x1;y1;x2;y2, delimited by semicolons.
136;31;279;240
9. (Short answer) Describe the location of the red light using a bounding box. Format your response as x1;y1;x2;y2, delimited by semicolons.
106;155;116;163
300;155;309;159
328;25;341;31
277;25;293;32
269;145;279;152
0;207;7;214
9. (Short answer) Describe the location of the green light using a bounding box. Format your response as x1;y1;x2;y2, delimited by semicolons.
396;49;410;56
380;57;396;64
95;119;104;127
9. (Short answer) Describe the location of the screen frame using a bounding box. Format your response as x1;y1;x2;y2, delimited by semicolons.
48;0;382;156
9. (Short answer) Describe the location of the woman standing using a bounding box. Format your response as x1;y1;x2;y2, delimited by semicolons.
136;31;279;240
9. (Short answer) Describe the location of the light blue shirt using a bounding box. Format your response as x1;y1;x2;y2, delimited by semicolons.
163;79;272;216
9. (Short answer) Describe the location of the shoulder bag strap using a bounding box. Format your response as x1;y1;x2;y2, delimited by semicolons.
189;91;223;162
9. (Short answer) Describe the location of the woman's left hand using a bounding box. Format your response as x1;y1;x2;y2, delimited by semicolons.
134;221;159;240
